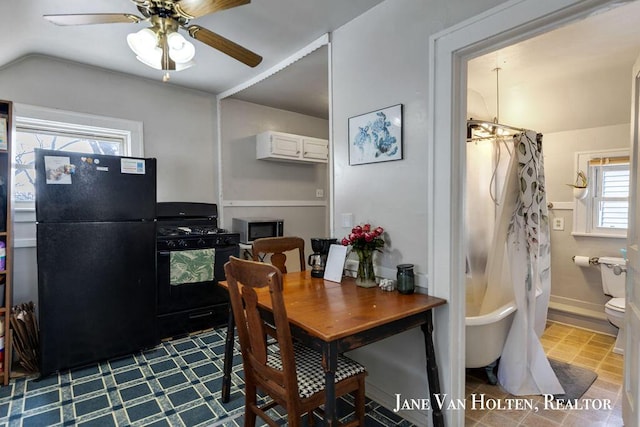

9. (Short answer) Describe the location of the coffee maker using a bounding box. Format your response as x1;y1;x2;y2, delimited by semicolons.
308;238;338;278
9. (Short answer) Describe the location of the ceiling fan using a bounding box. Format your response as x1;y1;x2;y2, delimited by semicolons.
44;0;263;77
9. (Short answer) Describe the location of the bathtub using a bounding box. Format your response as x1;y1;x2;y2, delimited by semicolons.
465;301;516;368
465;288;542;368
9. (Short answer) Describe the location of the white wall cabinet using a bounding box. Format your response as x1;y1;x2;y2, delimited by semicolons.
257;131;328;164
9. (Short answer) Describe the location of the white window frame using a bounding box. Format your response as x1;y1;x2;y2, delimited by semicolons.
572;148;629;238
13;104;144;212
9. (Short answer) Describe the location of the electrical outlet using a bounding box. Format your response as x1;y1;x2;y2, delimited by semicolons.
316;189;324;198
552;217;564;231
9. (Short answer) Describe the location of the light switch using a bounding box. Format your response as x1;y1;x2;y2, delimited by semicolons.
552;217;564;231
341;213;354;228
316;189;324;198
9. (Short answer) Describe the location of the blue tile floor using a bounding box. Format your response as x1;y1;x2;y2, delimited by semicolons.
0;327;414;426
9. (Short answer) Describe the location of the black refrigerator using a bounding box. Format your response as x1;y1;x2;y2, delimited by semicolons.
35;148;158;377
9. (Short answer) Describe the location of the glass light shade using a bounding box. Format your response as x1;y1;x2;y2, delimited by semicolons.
174;60;195;71
128;28;163;69
136;51;162;70
167;32;196;64
127;28;157;56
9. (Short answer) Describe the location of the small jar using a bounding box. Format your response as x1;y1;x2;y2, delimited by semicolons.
396;264;415;294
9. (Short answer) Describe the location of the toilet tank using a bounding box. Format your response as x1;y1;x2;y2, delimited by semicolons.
600;256;627;297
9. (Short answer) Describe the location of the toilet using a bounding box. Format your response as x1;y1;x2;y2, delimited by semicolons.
599;256;627;355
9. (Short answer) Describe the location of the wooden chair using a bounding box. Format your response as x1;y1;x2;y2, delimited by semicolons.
221;237;307;402
251;236;306;273
224;256;366;427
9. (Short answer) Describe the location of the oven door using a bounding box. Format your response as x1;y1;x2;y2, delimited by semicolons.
157;244;237;315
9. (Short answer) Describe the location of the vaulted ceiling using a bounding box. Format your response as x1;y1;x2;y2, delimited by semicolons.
0;0;383;96
468;1;640;133
4;1;640;126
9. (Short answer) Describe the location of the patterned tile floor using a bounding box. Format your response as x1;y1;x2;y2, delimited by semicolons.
465;321;624;426
0;327;412;427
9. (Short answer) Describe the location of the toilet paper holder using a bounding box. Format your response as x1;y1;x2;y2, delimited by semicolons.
571;256;627;275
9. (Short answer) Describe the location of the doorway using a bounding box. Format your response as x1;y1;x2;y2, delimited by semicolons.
429;1;638;425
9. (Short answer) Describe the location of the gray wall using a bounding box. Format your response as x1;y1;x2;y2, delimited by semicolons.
544;124;629;332
0;55;219;203
219;98;330;263
0;55;219;306
330;0;508;423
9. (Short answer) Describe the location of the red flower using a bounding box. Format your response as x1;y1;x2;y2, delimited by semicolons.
341;223;385;252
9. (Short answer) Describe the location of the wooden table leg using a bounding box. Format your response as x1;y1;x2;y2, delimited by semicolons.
421;310;444;427
322;341;339;426
221;307;235;403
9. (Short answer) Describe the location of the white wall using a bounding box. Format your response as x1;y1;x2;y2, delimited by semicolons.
218;98;330;260
331;0;508;424
0;55;219;307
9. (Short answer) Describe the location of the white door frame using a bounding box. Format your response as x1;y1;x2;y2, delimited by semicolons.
428;0;624;425
625;56;640;427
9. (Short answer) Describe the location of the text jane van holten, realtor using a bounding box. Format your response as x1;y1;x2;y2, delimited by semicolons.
393;393;613;412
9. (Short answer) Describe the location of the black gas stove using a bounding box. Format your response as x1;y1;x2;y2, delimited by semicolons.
156;202;239;339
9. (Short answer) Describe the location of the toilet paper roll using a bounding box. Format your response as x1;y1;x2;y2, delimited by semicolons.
573;256;591;267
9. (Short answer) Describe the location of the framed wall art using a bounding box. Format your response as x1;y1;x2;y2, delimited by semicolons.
348;104;402;165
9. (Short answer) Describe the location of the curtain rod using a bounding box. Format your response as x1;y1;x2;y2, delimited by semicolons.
466;119;536;142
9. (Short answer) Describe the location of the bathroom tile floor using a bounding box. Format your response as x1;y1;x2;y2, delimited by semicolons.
465;321;624;426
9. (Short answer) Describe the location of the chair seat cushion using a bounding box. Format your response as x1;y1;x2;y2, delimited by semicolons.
267;343;366;399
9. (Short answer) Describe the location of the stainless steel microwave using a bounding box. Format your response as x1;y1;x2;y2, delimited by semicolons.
232;217;284;244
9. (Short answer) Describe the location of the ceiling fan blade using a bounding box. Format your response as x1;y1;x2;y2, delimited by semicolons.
187;25;262;67
175;0;250;19
44;13;143;26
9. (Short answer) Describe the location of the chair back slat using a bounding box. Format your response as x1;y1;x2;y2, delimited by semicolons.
252;236;306;273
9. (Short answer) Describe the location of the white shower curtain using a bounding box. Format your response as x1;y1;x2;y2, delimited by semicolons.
496;131;564;395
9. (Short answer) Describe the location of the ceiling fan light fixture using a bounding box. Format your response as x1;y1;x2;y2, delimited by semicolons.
167;32;196;64
127;27;158;57
174;60;196;71
135;51;163;70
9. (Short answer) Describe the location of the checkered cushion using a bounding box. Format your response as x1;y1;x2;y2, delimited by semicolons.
267;343;366;399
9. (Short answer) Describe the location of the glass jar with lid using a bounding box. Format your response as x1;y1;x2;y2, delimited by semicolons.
396;264;415;294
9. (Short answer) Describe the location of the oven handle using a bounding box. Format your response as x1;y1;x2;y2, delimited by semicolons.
189;311;213;319
158;247;235;256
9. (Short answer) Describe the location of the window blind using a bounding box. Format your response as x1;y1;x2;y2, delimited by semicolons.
597;165;629;229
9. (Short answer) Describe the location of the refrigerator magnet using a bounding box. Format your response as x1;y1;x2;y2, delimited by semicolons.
44;156;73;185
121;158;146;175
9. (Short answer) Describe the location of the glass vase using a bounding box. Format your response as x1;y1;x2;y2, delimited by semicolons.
355;249;377;288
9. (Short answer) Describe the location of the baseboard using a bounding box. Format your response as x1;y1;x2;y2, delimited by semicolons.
365;381;429;426
547;299;617;336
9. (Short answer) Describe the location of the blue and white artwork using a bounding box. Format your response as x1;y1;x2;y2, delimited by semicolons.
349;104;402;165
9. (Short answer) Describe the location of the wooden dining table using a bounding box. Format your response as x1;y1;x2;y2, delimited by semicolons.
218;271;447;427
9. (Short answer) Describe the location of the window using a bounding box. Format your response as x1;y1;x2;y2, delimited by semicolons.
573;149;629;238
591;160;629;230
13;104;143;209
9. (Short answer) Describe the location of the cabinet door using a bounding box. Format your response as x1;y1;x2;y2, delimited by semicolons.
271;134;301;158
302;137;328;161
